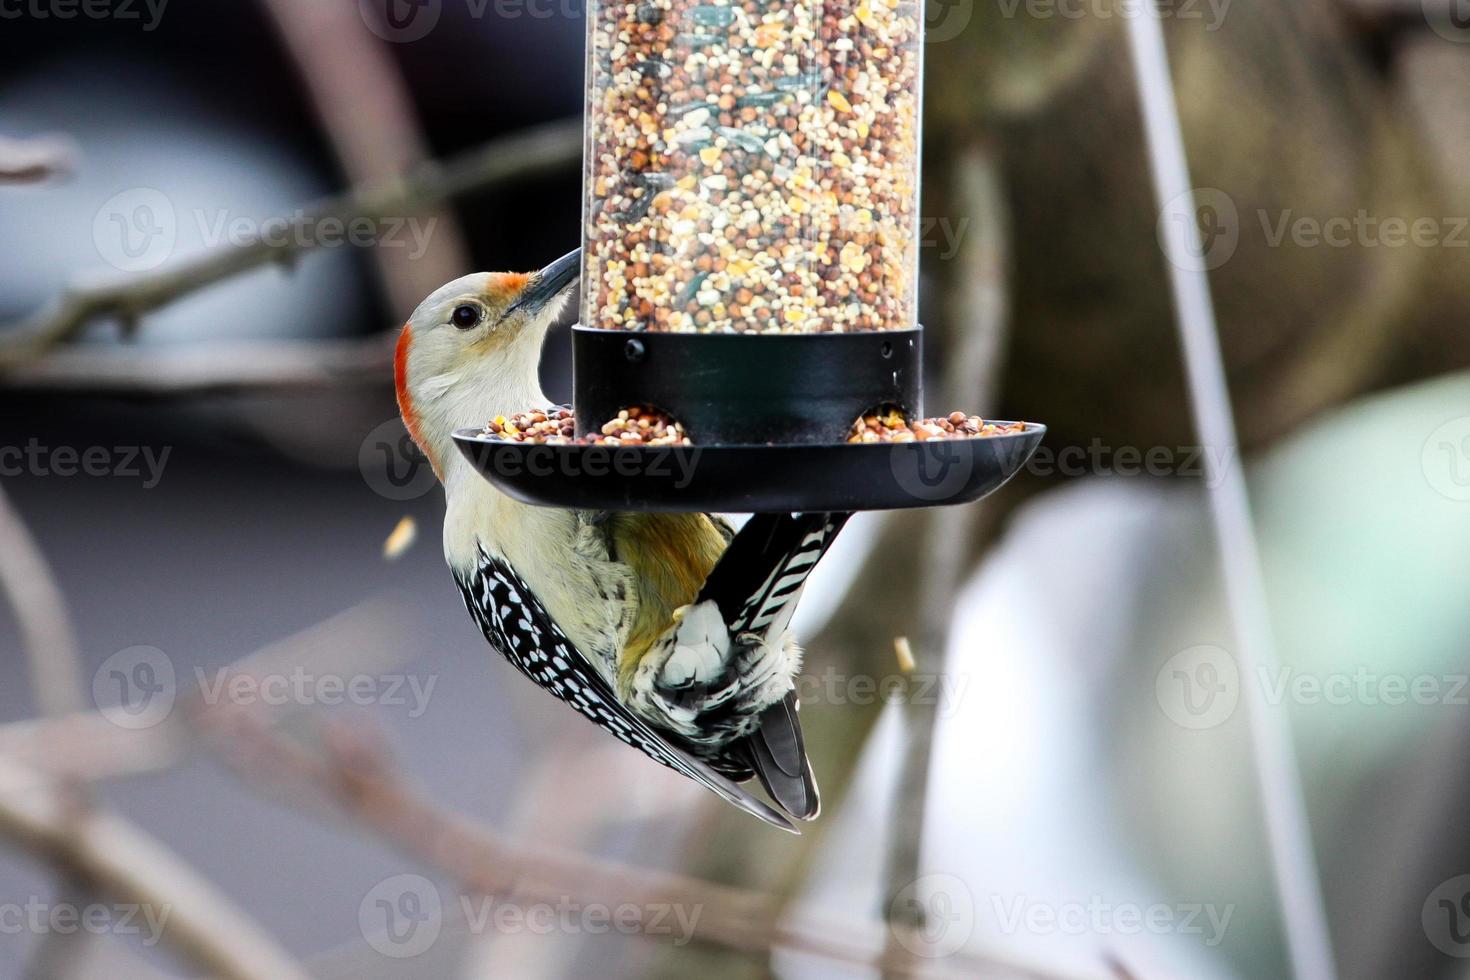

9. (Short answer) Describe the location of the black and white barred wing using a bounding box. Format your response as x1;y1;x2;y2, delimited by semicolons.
698;512;852;643
455;548;796;832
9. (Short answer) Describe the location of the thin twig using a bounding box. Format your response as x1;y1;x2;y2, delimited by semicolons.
1125;9;1336;979
0;120;582;370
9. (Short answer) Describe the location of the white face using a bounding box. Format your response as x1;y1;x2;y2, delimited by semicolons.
397;267;577;479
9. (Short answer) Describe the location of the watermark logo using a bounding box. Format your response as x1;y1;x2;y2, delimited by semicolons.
990;895;1233;946
993;0;1232;32
793;667;971;717
1424;875;1470;956
0;0;170;31
360;419;438;501
194;209;437;259
0;899;172;945
92;646;176;731
1157;651;1470;730
94;188;176;273
0;440;170;487
93;646;439;729
1156;645;1239;729
1026;440;1236;487
1159;189;1470;270
360;874;442;958
1157;187;1239;273
360;0;442;41
889;874;975;958
1424;0;1470;43
890;440;975;502
1423;417;1470;502
926;0;973;41
358;875;704;957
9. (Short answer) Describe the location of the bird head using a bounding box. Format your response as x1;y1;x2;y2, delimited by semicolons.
395;248;580;481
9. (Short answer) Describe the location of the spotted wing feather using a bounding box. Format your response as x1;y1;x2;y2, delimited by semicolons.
456;548;796;832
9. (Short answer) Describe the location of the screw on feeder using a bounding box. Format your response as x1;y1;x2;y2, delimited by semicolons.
624;338;645;362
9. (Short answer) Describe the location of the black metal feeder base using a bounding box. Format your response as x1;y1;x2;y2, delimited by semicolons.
451;326;1045;513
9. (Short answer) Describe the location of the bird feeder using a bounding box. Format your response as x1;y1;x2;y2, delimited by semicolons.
454;0;1044;511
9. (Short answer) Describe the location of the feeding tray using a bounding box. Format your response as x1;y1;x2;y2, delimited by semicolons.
452;325;1045;513
452;424;1043;513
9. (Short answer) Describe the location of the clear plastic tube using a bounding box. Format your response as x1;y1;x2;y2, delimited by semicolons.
583;0;921;332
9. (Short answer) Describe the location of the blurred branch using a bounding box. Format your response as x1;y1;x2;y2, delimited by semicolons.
211;709;1072;980
0;597;418;782
0;591;1082;978
257;0;469;310
0;484;320;979
0;119;582;372
0;135;75;185
0;484;96;976
0;335;395;394
0;486;86;723
0;757;311;980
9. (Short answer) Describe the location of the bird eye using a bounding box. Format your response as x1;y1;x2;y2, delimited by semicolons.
451;304;481;329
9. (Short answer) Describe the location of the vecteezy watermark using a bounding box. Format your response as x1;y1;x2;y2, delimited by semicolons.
1158;188;1470;272
1424;0;1470;44
359;419;706;498
0;899;172;946
193;209;437;260
92;188;438;273
360;419;439;501
1257;210;1470;251
0;440;170;487
194;666;437;718
889;874;975;958
361;875;442;958
1424;875;1470;957
93;646;177;730
830;211;971;260
1026;440;1237;487
358;875;704;958
94;188;176;273
792;668;972;717
1423;417;1470;502
91;647;438;729
888;434;1038;503
358;0;589;42
1155;645;1240;730
0;0;169;31
988;895;1234;947
994;0;1232;32
482;443;704;488
1157;646;1470;730
1157;187;1240;273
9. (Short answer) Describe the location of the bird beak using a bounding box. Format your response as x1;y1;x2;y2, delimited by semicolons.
506;248;581;317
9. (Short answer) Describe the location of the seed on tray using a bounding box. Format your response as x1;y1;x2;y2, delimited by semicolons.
846;408;1027;443
478;406;693;446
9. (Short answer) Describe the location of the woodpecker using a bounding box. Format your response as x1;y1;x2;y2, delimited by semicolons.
396;249;848;831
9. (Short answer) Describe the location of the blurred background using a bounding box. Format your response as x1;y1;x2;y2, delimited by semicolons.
1;0;1469;977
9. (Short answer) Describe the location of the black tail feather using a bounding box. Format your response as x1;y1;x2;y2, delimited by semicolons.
697;512;851;642
741;691;820;820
